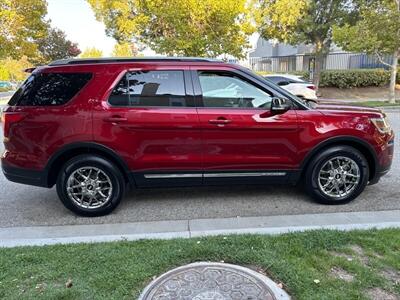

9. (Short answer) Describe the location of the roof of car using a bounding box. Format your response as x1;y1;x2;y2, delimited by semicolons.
265;74;303;80
49;57;224;66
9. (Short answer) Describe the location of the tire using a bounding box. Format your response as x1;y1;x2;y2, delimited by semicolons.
56;154;125;216
305;145;369;205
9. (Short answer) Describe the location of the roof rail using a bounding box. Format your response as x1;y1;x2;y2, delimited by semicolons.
49;57;223;66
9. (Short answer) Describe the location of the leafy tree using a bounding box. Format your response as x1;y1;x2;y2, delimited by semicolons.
36;28;81;64
112;42;136;57
253;0;358;89
80;47;103;58
0;0;48;60
0;56;32;82
0;65;10;81
87;0;254;58
333;0;400;103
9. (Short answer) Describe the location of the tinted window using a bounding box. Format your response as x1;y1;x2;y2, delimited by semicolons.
198;72;273;109
108;70;189;107
9;73;92;106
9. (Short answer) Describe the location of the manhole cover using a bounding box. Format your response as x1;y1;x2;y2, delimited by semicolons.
139;262;290;300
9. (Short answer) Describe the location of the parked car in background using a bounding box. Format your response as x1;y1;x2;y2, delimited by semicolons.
0;81;17;91
264;74;317;100
1;57;394;216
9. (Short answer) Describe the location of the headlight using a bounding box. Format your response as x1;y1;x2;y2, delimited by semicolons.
370;116;391;134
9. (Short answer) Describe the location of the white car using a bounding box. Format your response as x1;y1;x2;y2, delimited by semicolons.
264;74;317;100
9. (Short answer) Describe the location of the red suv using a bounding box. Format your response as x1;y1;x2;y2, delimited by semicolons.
1;58;394;216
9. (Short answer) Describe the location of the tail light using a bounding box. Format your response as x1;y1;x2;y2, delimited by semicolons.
307;85;316;90
2;112;26;138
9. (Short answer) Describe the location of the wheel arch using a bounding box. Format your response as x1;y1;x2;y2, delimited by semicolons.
300;136;378;182
45;142;134;187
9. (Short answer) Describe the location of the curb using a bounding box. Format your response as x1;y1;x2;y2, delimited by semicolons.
1;210;400;248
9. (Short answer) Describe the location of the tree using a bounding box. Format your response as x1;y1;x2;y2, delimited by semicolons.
0;56;32;82
35;28;81;64
112;42;136;57
333;0;400;103
80;47;103;58
0;0;48;60
253;0;358;89
87;0;254;58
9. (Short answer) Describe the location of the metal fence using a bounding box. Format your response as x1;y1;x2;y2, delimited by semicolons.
238;52;393;73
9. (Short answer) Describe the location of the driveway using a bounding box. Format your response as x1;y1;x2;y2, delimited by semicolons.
0;111;399;228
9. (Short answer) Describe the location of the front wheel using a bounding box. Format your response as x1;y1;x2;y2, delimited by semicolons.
57;154;125;216
305;146;369;204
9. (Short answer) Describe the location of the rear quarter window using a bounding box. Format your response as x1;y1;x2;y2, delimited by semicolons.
9;72;92;106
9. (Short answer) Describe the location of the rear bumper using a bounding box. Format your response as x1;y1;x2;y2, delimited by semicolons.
1;159;49;188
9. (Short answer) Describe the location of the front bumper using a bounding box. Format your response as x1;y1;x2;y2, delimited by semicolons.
369;136;394;185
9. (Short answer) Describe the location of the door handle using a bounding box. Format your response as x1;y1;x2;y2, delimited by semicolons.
104;116;128;123
208;118;232;125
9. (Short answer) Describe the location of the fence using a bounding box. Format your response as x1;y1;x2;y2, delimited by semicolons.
237;52;393;73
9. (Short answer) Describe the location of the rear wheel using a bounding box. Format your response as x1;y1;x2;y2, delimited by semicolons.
57;154;125;216
305;146;369;204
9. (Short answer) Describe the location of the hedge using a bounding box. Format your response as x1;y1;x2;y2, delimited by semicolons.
257;68;400;88
320;69;391;88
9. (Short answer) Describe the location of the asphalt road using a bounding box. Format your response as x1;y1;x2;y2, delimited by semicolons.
0;91;14;99
0;111;399;228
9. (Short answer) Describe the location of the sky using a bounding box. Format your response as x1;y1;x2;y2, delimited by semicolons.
47;0;116;56
46;0;258;57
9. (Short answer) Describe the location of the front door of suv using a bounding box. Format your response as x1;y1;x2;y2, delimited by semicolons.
93;67;202;187
192;67;299;184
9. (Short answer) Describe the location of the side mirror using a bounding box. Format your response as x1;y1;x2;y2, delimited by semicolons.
271;97;291;114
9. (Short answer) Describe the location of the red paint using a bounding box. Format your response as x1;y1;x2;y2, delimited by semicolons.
1;60;394;184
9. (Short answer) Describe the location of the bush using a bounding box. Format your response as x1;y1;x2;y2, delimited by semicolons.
256;68;399;88
255;71;272;76
319;69;390;88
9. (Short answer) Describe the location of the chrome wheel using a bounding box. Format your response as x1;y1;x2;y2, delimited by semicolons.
318;156;361;199
66;167;113;209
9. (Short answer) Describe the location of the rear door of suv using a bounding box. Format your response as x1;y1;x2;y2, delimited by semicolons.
3;69;94;172
93;64;202;187
191;65;299;184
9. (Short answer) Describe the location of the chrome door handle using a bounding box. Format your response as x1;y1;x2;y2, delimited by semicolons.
103;116;128;123
208;119;232;125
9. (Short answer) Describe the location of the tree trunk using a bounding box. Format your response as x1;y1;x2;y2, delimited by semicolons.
313;51;324;92
388;49;398;104
312;40;329;94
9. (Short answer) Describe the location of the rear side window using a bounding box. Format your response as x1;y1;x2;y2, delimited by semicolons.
9;72;92;106
108;70;190;107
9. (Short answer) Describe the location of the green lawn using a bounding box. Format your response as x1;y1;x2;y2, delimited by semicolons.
1;229;399;299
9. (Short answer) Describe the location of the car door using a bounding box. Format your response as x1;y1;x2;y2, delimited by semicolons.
191;66;300;184
93;66;202;187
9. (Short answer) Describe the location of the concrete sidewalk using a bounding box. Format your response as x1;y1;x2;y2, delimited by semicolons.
1;210;399;247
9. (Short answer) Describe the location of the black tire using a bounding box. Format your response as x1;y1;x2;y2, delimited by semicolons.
305;145;369;205
56;154;125;216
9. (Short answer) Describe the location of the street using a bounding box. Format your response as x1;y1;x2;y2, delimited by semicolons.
0;111;399;228
0;91;14;99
